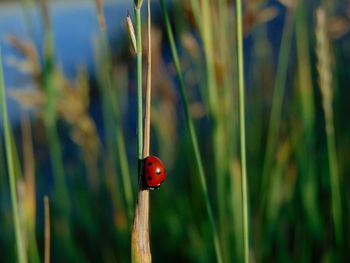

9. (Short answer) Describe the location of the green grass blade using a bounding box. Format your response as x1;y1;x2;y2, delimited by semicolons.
159;1;223;262
235;0;249;262
260;12;294;209
325;116;342;244
315;7;342;245
0;50;26;263
295;0;323;239
43;28;70;213
135;7;143;162
93;16;134;220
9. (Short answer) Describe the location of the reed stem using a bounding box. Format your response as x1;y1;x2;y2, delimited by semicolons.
135;7;143;161
131;3;152;262
235;0;249;262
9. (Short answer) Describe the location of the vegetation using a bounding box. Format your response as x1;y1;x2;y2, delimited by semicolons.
0;0;349;262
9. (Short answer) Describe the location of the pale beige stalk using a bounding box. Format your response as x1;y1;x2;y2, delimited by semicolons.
131;0;152;262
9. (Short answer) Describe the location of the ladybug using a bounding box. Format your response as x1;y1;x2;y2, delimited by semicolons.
144;156;166;189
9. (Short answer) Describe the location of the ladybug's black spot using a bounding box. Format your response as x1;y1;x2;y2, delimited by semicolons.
148;177;152;180
156;169;161;175
148;162;152;166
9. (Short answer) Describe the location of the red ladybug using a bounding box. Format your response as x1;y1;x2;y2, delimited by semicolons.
144;156;166;189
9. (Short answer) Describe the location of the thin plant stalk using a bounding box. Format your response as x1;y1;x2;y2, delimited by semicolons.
159;1;223;262
260;12;294;209
44;34;70;212
235;0;249;262
192;1;227;260
135;6;143;161
94;45;123;201
216;3;240;259
131;1;152;262
0;131;5;190
216;1;235;260
40;0;70;214
144;0;152;156
324;99;342;244
21;116;40;263
230;160;243;262
94;0;133;219
295;0;322;238
295;0;315;135
188;0;202;35
315;7;342;245
0;50;26;263
39;2;82;260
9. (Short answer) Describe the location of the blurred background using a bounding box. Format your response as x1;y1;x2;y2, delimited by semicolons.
0;0;349;262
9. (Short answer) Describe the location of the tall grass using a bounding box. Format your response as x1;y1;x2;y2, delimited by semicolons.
40;0;70;214
94;0;133;220
235;0;249;262
135;4;143;163
21;116;40;263
295;0;323;241
0;50;26;263
160;1;223;262
315;7;342;245
0;0;348;261
261;12;294;203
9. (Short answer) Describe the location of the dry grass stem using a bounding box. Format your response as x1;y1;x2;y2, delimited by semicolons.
131;1;152;262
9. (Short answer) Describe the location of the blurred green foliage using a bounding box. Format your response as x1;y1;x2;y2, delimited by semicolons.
0;0;349;262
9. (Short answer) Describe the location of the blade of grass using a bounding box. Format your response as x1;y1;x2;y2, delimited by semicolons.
217;5;240;260
203;2;227;261
21;116;40;263
235;0;250;262
0;133;6;191
200;0;218;116
143;0;152;157
94;0;133;220
40;0;70;214
188;0;202;35
135;6;143;163
39;2;83;260
260;11;294;212
44;33;70;212
189;1;228;260
0;49;26;263
159;1;223;262
216;1;236;260
295;0;323;239
315;7;342;245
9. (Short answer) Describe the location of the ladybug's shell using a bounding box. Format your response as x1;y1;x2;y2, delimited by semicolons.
144;156;166;188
